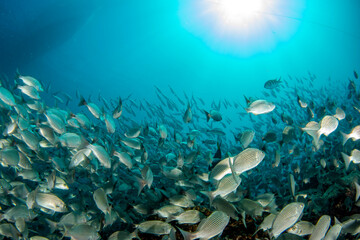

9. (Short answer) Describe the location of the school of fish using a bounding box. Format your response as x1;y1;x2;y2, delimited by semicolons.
0;71;359;240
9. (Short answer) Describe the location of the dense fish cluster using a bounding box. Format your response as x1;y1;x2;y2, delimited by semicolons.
0;71;359;240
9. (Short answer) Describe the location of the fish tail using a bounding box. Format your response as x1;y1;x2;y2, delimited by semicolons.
354;182;360;202
233;133;239;143
15;68;21;79
204;110;210;122
341;152;351;171
166;214;176;222
201;190;214;206
228;156;240;184
135;176;147;196
252;226;260;236
132;229;139;239
45;218;58;233
341;131;349;145
177;227;193;240
78;95;87;106
311;129;321;144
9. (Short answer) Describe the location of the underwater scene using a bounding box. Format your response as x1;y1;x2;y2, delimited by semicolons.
0;0;360;239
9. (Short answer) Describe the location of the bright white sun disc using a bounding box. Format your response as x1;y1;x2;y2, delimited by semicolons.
218;0;263;25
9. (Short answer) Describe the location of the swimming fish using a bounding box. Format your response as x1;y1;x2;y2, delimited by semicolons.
264;78;282;89
246;100;275;115
271;202;305;239
178;211;230;240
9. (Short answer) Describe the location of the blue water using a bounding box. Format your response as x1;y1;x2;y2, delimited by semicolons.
0;0;359;102
1;1;360;239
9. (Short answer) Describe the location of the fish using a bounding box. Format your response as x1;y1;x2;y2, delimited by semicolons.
65;224;100;240
289;173;295;198
297;95;308;108
17;82;41;99
87;144;112;168
254;213;277;235
112;98;123;119
333;107;346;120
183;103;192;123
93;188;111;215
0;87;16;107
35;193;67;213
178;211;230;240
231;148;266;175
238;198;264;218
271;202;305;239
309;215;331;240
204;109;222;122
202;174;241;204
246;99;276;115
0;69;359;240
167;209;204;224
324;224;342;240
78;96;102;119
0;223;21;240
136;220;174;235
108;230;138;240
239;129;255;148
287;221;314;236
341;125;360;145
264;77;282;89
263;131;277;143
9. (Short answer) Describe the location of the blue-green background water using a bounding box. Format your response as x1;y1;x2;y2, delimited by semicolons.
0;0;359;102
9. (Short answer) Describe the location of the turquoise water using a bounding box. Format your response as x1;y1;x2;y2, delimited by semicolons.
1;0;359;101
1;1;360;239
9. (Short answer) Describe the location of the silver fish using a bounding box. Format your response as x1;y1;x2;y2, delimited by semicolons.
246;100;275;115
179;211;230;240
271;202;305;239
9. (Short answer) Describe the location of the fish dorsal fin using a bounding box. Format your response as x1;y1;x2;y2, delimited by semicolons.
228;155;240;184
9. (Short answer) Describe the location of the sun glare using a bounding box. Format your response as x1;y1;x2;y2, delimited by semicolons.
218;0;263;25
179;0;305;56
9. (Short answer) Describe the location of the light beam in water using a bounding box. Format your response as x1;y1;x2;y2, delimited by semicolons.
179;0;306;56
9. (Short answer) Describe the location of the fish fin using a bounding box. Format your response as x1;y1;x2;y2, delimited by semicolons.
233;133;239;143
341;131;349;145
240;210;247;228
252;228;260;236
341;152;351;171
268;231;274;240
166;215;176;223
243;95;250;105
132;229;139;239
169;227;176;240
354;181;360;202
177;227;193;240
228;156;240;184
78;95;87;106
334;216;341;225
15;68;21;79
45;218;58;234
135;176;147;196
204;110;210;122
200;191;214;206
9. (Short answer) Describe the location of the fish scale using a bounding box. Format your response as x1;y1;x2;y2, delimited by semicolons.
271;202;305;239
179;211;230;240
309;215;331;240
233;148;265;174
